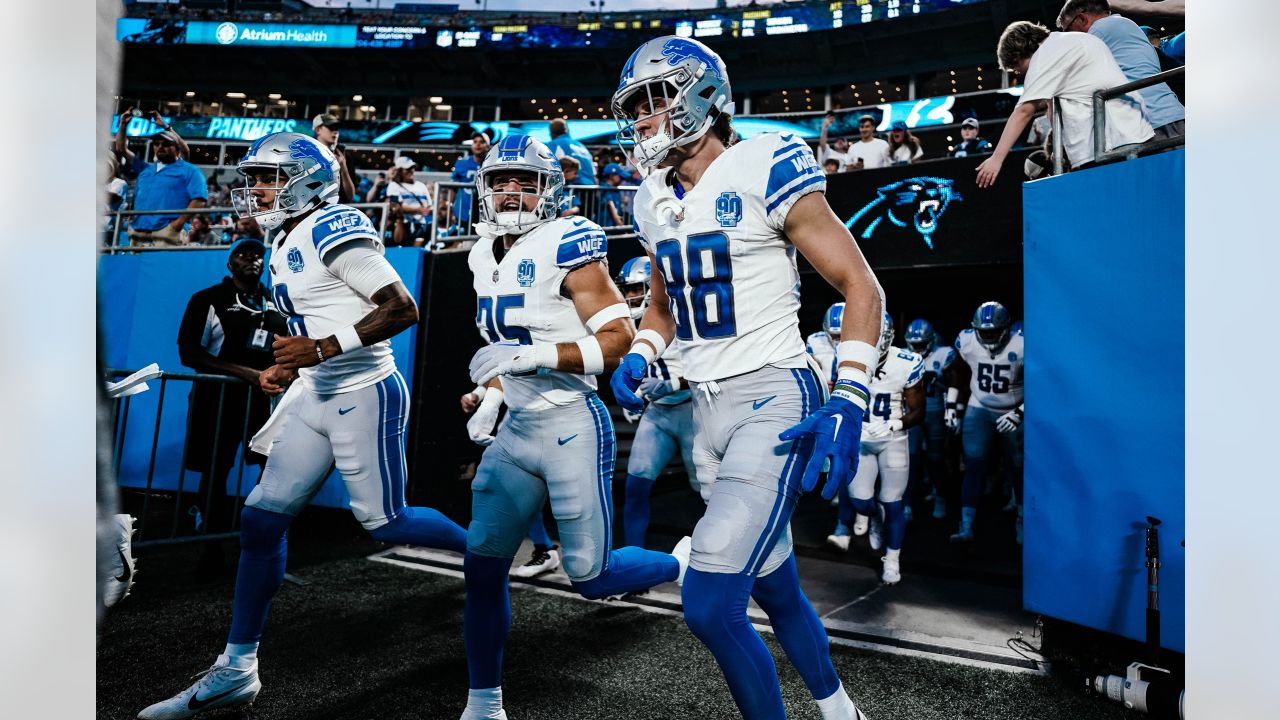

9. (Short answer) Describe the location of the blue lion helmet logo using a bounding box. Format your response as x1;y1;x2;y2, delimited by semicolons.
844;177;962;250
659;38;722;79
288;138;335;184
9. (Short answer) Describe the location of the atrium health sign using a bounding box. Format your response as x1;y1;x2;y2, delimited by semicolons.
186;21;357;47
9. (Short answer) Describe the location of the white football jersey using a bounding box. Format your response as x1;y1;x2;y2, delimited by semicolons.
267;203;396;394
647;340;692;406
632;132;826;382
864;348;925;437
805;331;837;385
468;216;608;411
921;344;957;400
955;328;1025;411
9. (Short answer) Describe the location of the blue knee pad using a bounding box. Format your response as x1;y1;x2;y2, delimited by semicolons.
464;552;513;690
683;568;787;720
570;546;677;600
881;500;906;550
228;506;293;644
368;505;467;553
750;554;839;700
623;473;656;548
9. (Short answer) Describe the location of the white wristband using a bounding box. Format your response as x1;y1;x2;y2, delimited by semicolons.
471;385;487;401
532;342;559;370
633;329;668;365
946;386;960;404
333;325;363;355
836;340;878;376
586;303;631;333
576;336;605;375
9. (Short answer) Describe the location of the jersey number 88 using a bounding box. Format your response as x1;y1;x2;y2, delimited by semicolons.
655;232;737;340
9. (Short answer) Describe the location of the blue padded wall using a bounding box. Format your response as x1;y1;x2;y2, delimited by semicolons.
1022;149;1184;651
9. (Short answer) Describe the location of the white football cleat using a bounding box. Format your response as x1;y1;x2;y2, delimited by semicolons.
672;536;692;585
137;661;260;719
867;507;883;551
825;533;851;552
103;514;137;609
851;515;868;537
510;546;559;579
881;555;901;585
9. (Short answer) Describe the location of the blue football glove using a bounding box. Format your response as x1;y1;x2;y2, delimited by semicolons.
610;352;648;414
778;384;868;500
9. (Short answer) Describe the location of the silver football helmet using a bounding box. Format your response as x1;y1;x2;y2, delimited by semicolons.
823;302;845;340
475;134;564;236
612;36;734;170
231;132;339;230
616;256;652;320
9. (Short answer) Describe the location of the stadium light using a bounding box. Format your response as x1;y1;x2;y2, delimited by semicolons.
353;94;363;101
226;92;246;98
429;96;443;103
185;91;195;97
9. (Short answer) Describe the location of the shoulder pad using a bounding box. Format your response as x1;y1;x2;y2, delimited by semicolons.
555;218;608;269
311;205;377;257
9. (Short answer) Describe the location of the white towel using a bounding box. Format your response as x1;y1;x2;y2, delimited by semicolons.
249;380;302;457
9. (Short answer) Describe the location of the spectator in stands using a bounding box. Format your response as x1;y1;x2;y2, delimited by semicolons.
1058;0;1184;138
953;118;994;157
546;118;597;186
1108;0;1182;18
104;156;129;244
115;115;208;246
446;130;489;235
975;21;1153;187
230;216;264;244
1025;114;1053;148
823;158;841;175
846;114;891;170
557;156;583;217
817;114;852;171
176;238;287;575
598;162;627;227
387;156;433;247
187;214;220;245
887;121;924;164
312;113;358;203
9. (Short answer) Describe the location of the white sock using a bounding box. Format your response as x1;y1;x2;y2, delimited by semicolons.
815;683;856;720
885;548;901;562
464;687;505;719
219;642;259;669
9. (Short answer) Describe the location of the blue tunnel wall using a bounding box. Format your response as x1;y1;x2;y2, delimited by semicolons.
1022;149;1185;651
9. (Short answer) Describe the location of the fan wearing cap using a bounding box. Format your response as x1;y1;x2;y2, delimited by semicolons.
175;238;288;569
312;113;357;203
952;118;994;158
887;120;924;165
387;155;434;247
597;161;629;227
113;106;207;246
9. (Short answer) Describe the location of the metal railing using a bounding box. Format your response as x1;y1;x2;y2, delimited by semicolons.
1051;66;1185;176
107;368;262;546
102;202;392;253
430;182;639;247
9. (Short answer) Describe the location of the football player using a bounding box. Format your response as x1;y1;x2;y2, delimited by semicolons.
615;256;701;549
138;133;468;719
944;302;1025;543
460;135;689;720
904;318;956;520
838;313;924;584
610;36;881;720
805;302;843;391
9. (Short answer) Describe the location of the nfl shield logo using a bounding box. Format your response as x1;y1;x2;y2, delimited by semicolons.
517;258;536;287
287;247;304;273
492;269;500;282
715;192;742;228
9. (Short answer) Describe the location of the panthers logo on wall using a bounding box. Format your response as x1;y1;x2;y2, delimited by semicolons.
845;177;962;249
